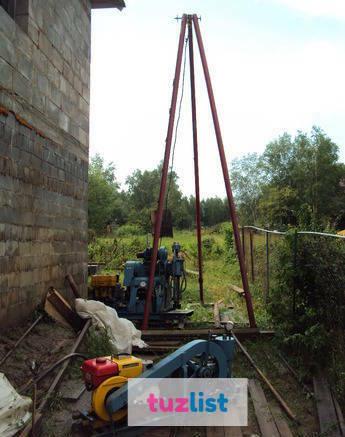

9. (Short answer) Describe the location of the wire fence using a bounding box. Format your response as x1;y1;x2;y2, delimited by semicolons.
241;225;345;307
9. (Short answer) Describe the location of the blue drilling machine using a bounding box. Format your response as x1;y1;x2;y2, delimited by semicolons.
89;242;193;326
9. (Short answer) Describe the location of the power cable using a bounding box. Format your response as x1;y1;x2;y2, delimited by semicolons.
161;35;189;246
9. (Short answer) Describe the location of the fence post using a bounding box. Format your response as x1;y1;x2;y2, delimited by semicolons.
241;227;245;260
265;231;270;304
292;230;298;315
250;230;255;282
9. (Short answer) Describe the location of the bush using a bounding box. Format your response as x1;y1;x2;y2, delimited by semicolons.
88;236;146;269
269;231;345;399
115;224;144;237
224;224;236;263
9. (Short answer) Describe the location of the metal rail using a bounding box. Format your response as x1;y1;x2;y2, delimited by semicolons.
142;15;188;330
243;226;345;239
188;17;204;305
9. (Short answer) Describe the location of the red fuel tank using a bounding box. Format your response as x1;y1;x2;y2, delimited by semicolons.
81;357;119;390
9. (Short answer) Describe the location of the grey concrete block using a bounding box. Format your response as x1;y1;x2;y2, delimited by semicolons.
0;58;13;89
36;72;49;95
46;98;60;123
13;71;32;103
0;7;15;40
17;53;33;81
50;84;62;107
0;33;16;67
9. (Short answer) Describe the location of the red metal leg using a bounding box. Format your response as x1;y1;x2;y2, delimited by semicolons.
142;15;188;330
188;17;204;305
192;15;257;328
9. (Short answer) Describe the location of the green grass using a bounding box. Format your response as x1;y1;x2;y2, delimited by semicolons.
89;225;270;327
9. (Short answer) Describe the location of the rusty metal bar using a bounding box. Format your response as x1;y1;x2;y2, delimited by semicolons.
65;274;81;299
249;230;255;282
265;231;269;303
142;15;188;330
233;333;297;422
188;17;204;305
19;319;92;436
192;15;256;327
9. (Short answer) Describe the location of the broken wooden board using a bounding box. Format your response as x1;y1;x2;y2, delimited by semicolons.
270;404;294;437
223;427;243;436
313;372;342;436
229;284;245;295
206;426;243;437
333;395;345;436
45;288;84;331
248;379;280;437
206;427;225;437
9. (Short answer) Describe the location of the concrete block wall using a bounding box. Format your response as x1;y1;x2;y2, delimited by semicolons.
0;0;91;325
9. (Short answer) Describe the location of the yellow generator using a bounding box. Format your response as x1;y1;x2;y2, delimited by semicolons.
81;354;144;423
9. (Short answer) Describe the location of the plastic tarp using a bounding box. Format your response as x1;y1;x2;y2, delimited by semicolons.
0;373;32;437
75;299;147;354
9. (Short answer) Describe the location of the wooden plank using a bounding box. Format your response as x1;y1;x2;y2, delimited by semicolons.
229;284;244;295
224;426;243;436
142;327;273;339
47;288;84;331
333;395;345;436
248;379;279;437
313;373;341;436
214;301;221;328
270;404;294;437
206;427;224;437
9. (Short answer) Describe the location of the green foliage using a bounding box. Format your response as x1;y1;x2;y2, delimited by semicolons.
115;223;144;237
125;166;193;230
231;153;263;224
268;232;345;398
201;197;228;226
231;127;345;229
88;154;127;232
88;236;146;269
85;325;117;357
224;224;236;262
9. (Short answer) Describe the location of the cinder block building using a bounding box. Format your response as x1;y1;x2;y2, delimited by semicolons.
0;0;124;326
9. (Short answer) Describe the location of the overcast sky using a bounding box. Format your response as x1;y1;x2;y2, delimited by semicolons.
90;0;345;198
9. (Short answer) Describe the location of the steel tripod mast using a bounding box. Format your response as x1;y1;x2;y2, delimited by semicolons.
142;14;256;330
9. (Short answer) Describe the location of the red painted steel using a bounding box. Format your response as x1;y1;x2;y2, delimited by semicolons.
192;15;257;327
142;15;188;330
188;17;204;305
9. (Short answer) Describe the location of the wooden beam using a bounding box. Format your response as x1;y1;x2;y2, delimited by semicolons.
248;379;279;437
91;0;125;9
313;372;341;436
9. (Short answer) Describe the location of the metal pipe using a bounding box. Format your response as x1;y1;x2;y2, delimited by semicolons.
233;333;298;422
188;17;204;305
142;15;188;330
243;225;345;239
265;232;269;303
192;15;256;327
249;230;255;283
19;319;91;436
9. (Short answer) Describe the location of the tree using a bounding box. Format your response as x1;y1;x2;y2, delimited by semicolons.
201;197;228;226
260;127;345;228
125;165;187;230
230;153;263;224
88;154;126;232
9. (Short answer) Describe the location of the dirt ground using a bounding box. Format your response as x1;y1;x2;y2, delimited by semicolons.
0;316;320;437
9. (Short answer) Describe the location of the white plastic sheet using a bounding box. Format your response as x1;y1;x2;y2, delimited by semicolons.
75;299;147;354
0;373;32;437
